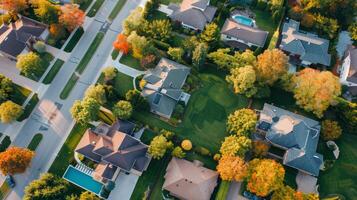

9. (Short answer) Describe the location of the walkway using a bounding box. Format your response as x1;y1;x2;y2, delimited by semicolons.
226;181;248;200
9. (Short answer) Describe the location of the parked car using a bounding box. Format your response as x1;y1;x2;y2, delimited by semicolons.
5;175;15;188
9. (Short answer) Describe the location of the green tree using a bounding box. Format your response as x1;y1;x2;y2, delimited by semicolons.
0;101;23;123
33;41;46;53
167;47;184;63
70;97;100;124
192;43;208;70
79;191;100;200
24;173;71;200
0;74;13;103
208;48;237;70
220;135;252;157
123;7;145;35
148;135;171;159
348;22;357;41
125;89;148;110
127;31;149;59
171;146;186;158
334;97;357;132
113;100;133;120
16;52;43;78
227;108;257;137
200;22;220;44
146;19;172;42
321;120;342;140
84;84;106;105
314;14;339;39
226;65;257;97
31;0;60;24
102;66;117;81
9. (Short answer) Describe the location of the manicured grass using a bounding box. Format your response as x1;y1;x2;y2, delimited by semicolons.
111;49;119;60
27;133;43;151
42;59;64;84
215;181;230;200
0;136;11;152
9;84;31;105
108;0;127;21
113;71;134;97
0;182;10;200
64;28;84;53
87;0;105;17
252;8;279;48
169;33;186;47
18;94;39;121
48;123;90;176
159;0;182;5
119;53;143;70
76;32;105;74
60;73;79;100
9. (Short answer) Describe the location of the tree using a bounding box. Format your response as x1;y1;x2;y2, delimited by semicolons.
348;22;357;41
146;19;172;42
102;66;117;81
125;89;148;110
255;49;288;85
17;52;44;78
0;0;28;13
321;120;342;140
84;84;106;105
216;155;247;181
0;147;34;175
172;146;186;158
113;100;133;120
181;140;192;151
59;4;85;31
182;36;199;56
314;14;339;39
227;109;257;137
292;68;341;118
252;140;269;158
226;65;257;97
70;97;100;124
148;135;171;159
143;0;160;19
200;22;220;44
271;185;297;200
123;7;145;35
31;0;60;24
33;41;46;53
0;74;13;103
334;97;357;132
79;191;100;200
127;31;148;59
192;43;208;70
0;101;23;123
247;159;285;197
140;54;157;69
167;47;184;63
208;48;237;70
220;135;252;157
113;34;130;55
49;24;67;40
24;173;70;200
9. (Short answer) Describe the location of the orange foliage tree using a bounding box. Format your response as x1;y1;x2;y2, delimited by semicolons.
0;0;28;13
216;155;247;181
0;147;34;175
113;34;130;54
49;23;67;39
59;4;85;31
247;159;285;197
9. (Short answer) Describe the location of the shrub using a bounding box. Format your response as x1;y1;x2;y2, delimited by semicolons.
181;140;192;151
172;146;185;158
321;120;342;141
160;129;175;140
213;153;221;161
194;146;211;156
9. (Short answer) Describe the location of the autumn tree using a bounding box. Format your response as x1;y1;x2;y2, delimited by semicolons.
148;135;172;159
226;65;257;97
24;173;70;200
220;135;252;157
208;49;256;70
79;191;100;200
182;36;199;56
0;147;34;175
16;52;44;78
123;7;145;35
33;41;46;53
348;22;357;41
113;100;133;120
70;97;100;124
167;47;184;63
227;109;257;137
113;34;130;55
102;66;117;81
0;101;23;123
334;97;357;132
255;49;288;85
146;19;172;42
31;0;60;24
314;14;339;39
321;120;342;140
49;24;67;40
1;0;27;13
192;43;208;70
59;4;85;31
200;22;220;44
140;54;157;69
181;140;192;151
292;68;341;118
127;31;148;59
271;185;297;200
125;89;148;110
252;140;269;158
0;74;13;103
84;84;106;105
216;155;247;181
171;146;185;158
247;159;285;197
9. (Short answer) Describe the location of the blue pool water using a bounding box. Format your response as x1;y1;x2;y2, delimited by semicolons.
63;166;103;195
232;15;254;26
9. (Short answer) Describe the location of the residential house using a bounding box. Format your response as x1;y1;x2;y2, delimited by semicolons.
75;120;150;183
0;16;49;61
141;58;191;119
279;19;331;67
257;103;323;177
163;158;218;200
168;0;217;31
221;18;268;49
339;45;357;95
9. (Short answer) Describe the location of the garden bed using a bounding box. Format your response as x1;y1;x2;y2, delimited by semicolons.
42;59;65;84
64;28;84;53
27;133;43;151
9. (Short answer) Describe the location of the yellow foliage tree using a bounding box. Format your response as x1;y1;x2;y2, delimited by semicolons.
181;140;192;151
216;155;247;181
220;135;251;157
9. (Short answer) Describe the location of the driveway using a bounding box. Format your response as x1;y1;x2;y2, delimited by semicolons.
107;172;139;200
226;181;248;200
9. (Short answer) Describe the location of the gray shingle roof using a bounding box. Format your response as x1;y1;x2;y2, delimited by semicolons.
280;19;331;66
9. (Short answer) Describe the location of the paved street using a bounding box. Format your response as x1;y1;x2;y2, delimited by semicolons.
5;0;146;199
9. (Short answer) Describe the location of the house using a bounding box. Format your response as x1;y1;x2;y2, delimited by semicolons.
279;19;331;66
257;103;323;177
221;18;268;49
168;0;217;31
339;45;357;90
141;58;191;119
0;16;49;61
75;120;150;183
163;158;218;200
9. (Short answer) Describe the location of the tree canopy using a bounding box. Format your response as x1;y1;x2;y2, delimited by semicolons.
0;74;13;103
84;84;106;105
70;97;100;124
113;34;130;55
171;146;185;158
0;147;34;175
200;22;220;44
127;31;148;59
102;66;117;81
148;135;172;159
192;43;208;70
79;191;100;200
59;4;85;31
321;120;342;140
220;135;252;157
31;0;60;24
145;19;172;42
16;52;43;78
227;109;257;137
167;47;184;63
123;7;145;35
226;65;257;97
216;155;247;181
0;101;23;123
113;100;133;120
0;0;28;13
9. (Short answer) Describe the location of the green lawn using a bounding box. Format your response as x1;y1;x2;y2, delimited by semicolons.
48;123;89;176
64;28;84;53
0;136;11;152
60;73;79;100
76;32;105;74
113;71;134;97
119;54;143;70
87;0;105;17
252;8;279;48
0;182;10;200
18;94;39;121
108;0;127;21
42;59;64;84
215;181;230;200
27;133;43;151
111;49;119;60
159;0;182;5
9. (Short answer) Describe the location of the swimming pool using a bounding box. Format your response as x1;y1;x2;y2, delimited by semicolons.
232;15;254;26
63;165;103;195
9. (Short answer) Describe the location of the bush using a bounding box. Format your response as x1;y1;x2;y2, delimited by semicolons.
160;129;175;140
194;146;211;156
321;120;342;141
213;153;221;161
172;146;186;158
181;140;192;151
152;39;170;51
